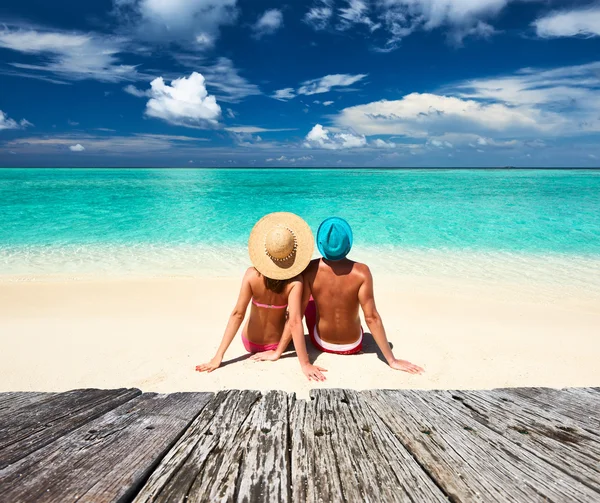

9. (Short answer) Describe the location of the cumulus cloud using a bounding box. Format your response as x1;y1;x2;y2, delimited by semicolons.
534;6;600;38
112;0;238;45
253;9;284;38
0;110;32;131
334;92;549;138
373;138;396;148
69;144;85;151
304;124;367;149
0;26;139;82
329;60;600;147
272;73;367;101
323;101;335;106
145;72;222;128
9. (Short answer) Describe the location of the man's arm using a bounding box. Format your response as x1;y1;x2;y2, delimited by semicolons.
358;266;424;374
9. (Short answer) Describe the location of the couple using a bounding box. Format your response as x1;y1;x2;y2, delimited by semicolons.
196;212;424;381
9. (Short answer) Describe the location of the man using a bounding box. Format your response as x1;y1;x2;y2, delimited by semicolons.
252;217;423;377
302;217;423;373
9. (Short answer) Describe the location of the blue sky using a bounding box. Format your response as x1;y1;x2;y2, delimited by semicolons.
1;0;600;167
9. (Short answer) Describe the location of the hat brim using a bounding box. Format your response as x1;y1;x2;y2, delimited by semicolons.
248;212;314;280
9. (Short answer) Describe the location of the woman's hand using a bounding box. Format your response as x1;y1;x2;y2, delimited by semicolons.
302;363;327;381
389;358;424;374
195;357;222;373
250;350;280;362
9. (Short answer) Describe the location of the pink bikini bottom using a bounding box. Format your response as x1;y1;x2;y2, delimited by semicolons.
242;334;279;353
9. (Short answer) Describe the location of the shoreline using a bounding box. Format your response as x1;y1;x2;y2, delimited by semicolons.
1;272;599;398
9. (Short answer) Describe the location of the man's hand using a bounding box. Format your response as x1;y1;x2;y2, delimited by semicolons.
195;357;222;373
389;358;424;374
250;350;280;362
302;363;328;381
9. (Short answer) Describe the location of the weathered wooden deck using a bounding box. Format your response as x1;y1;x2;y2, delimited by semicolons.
1;387;599;502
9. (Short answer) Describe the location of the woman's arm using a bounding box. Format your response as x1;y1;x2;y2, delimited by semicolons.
288;278;327;381
196;268;253;373
358;266;424;374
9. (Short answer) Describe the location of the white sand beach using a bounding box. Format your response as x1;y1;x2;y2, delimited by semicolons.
1;266;599;399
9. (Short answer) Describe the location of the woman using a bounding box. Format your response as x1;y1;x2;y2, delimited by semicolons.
195;212;327;381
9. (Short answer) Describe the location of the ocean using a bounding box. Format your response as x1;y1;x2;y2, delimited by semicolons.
1;168;599;292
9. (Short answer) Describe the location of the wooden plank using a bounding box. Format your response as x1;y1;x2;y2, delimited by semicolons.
0;392;57;418
132;390;291;503
501;387;600;435
448;390;600;493
0;392;212;503
294;389;448;503
365;389;600;502
0;388;141;469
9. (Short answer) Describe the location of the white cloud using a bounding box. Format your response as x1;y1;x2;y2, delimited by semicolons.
338;0;381;31
304;123;368;149
298;73;367;95
124;84;150;97
0;110;32;131
0;26;139;82
272;88;296;101
335;92;549;137
226;108;236;118
323;100;335;106
273;73;367;101
253;9;284;38
330;60;600;147
373;138;396;148
145;72;222;128
113;0;238;44
199;57;261;103
429;139;453;148
225;126;295;133
534;6;600;38
305;0;538;48
305;0;334;30
266;155;314;163
69;144;85;152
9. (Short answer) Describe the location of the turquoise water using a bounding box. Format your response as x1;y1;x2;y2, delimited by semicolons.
1;168;599;277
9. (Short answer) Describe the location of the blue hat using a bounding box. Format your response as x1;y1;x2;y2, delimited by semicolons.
317;217;353;261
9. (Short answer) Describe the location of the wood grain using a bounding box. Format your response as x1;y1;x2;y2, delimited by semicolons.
0;388;141;468
0;392;211;503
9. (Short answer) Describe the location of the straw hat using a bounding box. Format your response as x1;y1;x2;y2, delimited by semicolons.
248;212;314;280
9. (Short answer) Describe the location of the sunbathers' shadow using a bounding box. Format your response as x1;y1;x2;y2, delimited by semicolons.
220;353;253;368
361;332;394;365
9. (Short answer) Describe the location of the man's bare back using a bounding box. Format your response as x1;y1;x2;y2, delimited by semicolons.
303;258;367;345
303;257;424;374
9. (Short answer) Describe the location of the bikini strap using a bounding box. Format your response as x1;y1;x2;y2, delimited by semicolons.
252;298;288;309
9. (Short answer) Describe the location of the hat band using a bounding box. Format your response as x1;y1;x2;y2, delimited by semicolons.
265;226;298;262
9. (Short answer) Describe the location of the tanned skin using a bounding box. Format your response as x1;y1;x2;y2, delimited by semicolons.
196;267;327;381
253;258;424;374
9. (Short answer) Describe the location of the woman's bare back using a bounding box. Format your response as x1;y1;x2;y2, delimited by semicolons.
245;268;299;345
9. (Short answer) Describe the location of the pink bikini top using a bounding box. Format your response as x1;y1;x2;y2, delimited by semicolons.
252;298;288;309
